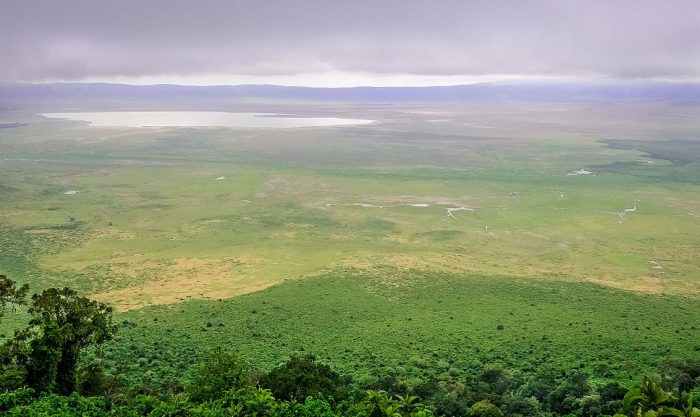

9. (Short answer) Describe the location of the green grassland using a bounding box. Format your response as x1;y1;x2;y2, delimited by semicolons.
1;101;699;387
91;268;700;389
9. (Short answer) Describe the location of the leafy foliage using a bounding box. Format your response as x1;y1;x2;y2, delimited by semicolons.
0;278;117;395
616;376;700;417
186;347;249;402
0;274;28;318
0;275;697;416
98;269;699;397
261;354;351;403
25;287;117;394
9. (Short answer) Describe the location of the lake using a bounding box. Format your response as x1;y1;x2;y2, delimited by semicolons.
40;111;374;128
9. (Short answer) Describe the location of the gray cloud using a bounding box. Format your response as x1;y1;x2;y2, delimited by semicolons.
1;0;699;83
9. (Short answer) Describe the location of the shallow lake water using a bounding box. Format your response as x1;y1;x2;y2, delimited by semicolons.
40;111;374;128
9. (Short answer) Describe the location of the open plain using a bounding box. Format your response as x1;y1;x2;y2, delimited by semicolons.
1;100;699;388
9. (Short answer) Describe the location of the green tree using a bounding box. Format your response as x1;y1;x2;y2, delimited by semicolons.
393;394;422;417
0;275;29;390
0;274;28;318
261;354;350;403
186;347;249;402
24;287;117;395
469;400;504;417
361;390;392;417
616;376;693;417
25;322;62;393
621;376;673;414
76;363;111;397
225;387;278;417
356;391;434;417
547;369;590;414
599;382;627;416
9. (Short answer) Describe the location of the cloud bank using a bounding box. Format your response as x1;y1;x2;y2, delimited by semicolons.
2;0;699;84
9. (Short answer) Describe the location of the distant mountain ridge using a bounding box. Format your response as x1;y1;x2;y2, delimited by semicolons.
2;82;700;102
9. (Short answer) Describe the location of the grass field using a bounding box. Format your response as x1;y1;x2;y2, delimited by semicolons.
1;101;699;385
2;103;699;306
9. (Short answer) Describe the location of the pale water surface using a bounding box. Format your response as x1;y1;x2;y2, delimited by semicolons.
40;111;374;128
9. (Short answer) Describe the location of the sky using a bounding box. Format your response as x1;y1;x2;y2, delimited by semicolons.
2;0;699;87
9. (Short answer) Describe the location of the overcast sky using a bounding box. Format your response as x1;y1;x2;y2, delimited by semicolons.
2;0;699;87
